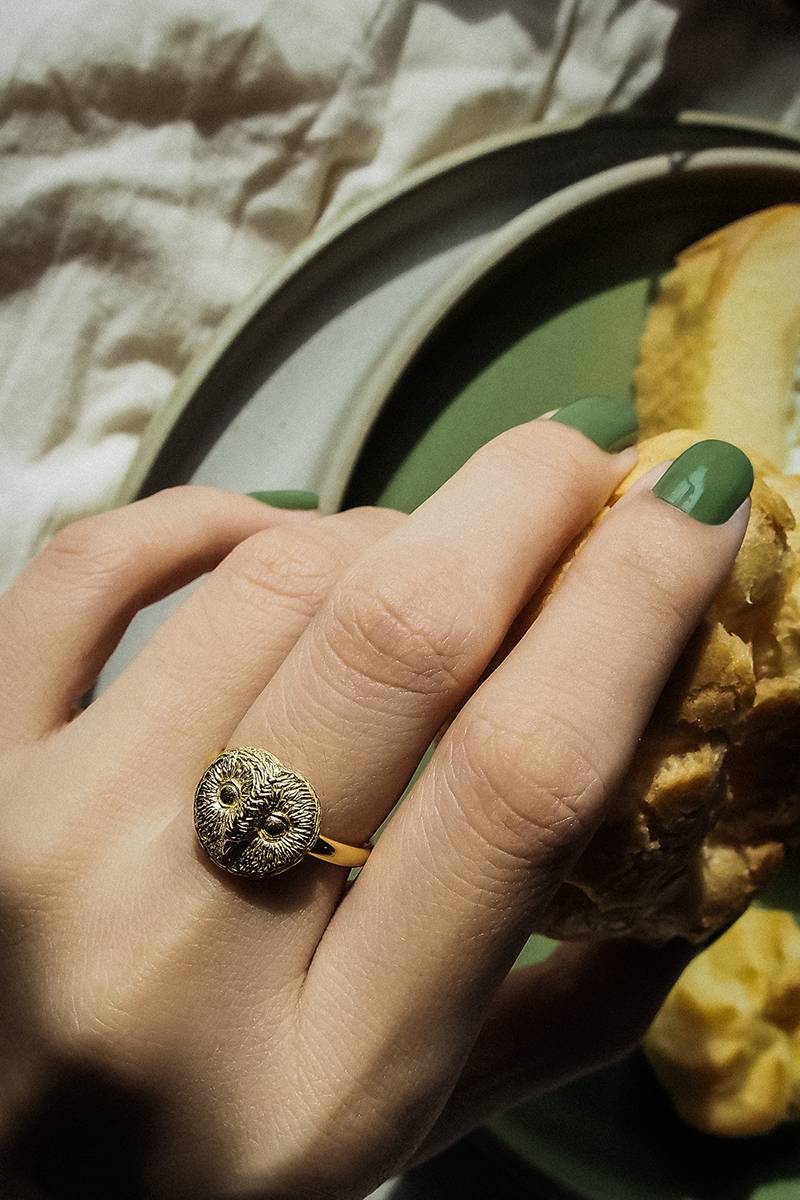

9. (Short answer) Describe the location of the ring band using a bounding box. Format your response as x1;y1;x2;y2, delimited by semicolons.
193;747;372;878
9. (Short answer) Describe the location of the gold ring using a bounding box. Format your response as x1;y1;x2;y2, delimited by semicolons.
193;747;372;878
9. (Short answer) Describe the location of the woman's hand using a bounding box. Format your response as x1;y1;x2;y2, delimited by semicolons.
0;409;751;1199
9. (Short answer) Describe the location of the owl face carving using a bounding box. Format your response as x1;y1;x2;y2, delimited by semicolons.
193;748;321;877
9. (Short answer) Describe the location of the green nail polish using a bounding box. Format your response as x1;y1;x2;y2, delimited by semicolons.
551;396;638;452
246;490;319;510
651;440;753;525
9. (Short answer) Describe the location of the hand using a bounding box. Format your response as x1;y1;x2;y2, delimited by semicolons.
0;413;750;1199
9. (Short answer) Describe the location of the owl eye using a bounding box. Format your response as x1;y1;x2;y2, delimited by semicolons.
261;812;290;838
218;781;240;807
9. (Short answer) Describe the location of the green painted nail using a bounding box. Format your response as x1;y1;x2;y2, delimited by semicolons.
651;440;753;525
246;490;319;510
551;396;638;452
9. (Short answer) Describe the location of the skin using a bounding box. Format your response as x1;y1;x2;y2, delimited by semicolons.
0;416;749;1199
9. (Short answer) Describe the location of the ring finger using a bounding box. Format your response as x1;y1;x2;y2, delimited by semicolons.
160;399;640;937
75;504;404;819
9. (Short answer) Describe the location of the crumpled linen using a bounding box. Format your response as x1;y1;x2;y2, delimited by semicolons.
1;0;799;588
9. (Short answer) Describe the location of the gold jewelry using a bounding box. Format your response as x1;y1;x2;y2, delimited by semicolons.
193;747;372;878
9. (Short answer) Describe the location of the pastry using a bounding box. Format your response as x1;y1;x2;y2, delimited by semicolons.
534;429;800;942
635;204;800;472
644;907;800;1136
532;205;800;942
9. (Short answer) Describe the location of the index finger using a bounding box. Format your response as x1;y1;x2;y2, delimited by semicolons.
310;443;752;1047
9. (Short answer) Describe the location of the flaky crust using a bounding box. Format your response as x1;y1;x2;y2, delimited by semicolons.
534;430;800;943
633;205;800;471
644;908;800;1135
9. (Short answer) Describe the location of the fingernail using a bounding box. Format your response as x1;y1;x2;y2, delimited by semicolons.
651;440;753;525
550;396;638;452
246;490;319;510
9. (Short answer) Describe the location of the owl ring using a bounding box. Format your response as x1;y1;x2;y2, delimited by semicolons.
193;747;373;878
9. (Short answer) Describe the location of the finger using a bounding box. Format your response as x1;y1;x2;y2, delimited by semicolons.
220;406;636;870
407;937;695;1167
74;506;404;812
140;406;636;1002
0;488;314;744
311;447;751;1076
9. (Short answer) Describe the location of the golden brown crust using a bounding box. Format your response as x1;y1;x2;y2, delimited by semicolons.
634;204;800;471
533;430;800;943
644;908;800;1135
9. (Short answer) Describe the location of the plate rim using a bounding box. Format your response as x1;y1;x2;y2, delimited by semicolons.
314;144;800;511
117;111;800;505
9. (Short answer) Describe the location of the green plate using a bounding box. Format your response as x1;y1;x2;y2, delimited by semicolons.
343;155;800;1198
487;864;800;1200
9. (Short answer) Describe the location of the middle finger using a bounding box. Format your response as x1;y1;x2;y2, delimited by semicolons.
177;399;639;935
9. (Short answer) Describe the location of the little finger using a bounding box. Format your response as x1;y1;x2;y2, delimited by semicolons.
0;488;311;745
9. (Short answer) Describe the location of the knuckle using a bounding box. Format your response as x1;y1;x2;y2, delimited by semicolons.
451;700;607;865
221;524;349;616
326;552;477;695
43;515;131;589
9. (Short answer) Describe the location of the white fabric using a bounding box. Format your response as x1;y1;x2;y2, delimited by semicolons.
1;0;800;587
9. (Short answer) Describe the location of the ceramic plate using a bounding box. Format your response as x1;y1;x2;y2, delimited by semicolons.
100;113;800;688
